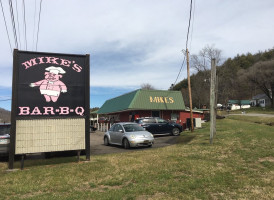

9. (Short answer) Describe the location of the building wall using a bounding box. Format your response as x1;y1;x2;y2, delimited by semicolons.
108;110;204;127
179;111;204;128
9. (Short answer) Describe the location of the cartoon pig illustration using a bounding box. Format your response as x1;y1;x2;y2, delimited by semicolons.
30;66;67;102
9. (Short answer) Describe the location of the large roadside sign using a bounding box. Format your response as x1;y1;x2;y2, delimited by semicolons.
9;50;90;169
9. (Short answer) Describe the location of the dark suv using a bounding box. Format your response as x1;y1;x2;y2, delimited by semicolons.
135;117;183;136
0;123;11;156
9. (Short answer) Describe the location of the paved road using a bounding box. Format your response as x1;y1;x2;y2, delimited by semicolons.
90;131;180;155
229;113;274;117
0;131;181;162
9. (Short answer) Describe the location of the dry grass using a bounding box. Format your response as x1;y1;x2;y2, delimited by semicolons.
0;117;273;200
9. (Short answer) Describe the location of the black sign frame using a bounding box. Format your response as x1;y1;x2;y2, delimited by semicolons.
9;49;90;169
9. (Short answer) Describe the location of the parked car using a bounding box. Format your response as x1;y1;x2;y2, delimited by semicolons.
0;123;11;156
104;122;154;149
135;117;183;136
98;117;108;123
90;125;97;132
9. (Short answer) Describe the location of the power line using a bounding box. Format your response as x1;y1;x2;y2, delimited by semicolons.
36;0;42;51
8;0;18;48
0;0;12;53
22;0;27;50
15;0;21;49
32;0;37;50
173;56;186;87
189;0;195;53
185;0;193;49
0;99;11;102
173;0;193;86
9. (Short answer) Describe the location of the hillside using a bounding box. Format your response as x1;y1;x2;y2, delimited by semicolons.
172;48;274;108
0;108;11;123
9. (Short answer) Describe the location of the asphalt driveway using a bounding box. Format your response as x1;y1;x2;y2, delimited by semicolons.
90;131;180;155
0;131;181;162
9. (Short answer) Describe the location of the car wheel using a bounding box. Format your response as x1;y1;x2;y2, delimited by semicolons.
104;137;109;146
123;138;130;149
172;127;180;136
148;144;152;148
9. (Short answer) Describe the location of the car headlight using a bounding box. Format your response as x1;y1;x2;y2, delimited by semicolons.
130;135;136;139
150;134;153;137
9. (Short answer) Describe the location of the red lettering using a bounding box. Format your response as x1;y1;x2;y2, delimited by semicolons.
72;64;82;72
30;107;42;115
75;107;84;116
45;57;59;65
18;107;30;115
37;57;45;64
59;107;69;115
43;107;55;115
60;59;71;67
22;58;38;69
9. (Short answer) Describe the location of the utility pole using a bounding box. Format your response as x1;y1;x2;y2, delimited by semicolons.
186;48;194;132
210;58;216;144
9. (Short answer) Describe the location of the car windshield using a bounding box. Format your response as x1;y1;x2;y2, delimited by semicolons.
123;124;145;132
157;118;168;123
0;125;11;135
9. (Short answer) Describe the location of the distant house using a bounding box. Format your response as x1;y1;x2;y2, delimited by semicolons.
227;100;251;110
251;93;271;107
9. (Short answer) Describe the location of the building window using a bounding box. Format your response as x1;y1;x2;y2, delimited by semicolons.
152;111;160;117
171;113;178;122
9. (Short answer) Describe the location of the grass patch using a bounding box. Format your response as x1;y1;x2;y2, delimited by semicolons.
0;117;273;199
218;107;274;116
227;115;274;125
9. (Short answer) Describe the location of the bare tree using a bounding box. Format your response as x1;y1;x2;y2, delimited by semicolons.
140;83;155;90
190;44;222;72
238;60;274;107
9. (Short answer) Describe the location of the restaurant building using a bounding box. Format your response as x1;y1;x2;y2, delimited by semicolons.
97;89;204;128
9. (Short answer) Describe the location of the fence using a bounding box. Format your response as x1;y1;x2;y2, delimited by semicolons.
94;123;110;132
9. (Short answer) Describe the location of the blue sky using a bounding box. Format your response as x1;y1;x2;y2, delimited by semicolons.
1;0;274;111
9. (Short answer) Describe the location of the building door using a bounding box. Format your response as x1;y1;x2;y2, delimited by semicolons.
152;111;160;118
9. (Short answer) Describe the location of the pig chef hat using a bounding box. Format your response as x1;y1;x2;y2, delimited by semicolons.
45;66;66;74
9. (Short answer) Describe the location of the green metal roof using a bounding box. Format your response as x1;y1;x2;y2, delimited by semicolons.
90;110;98;114
228;100;251;105
97;89;185;114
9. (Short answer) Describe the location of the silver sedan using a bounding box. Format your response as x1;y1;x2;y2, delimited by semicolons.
104;122;154;149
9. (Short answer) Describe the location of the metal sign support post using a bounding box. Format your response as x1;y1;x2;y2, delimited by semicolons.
9;49;18;170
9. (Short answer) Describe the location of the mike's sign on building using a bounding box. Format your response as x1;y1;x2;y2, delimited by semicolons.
9;50;90;169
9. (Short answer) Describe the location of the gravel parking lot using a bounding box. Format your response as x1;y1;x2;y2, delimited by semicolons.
90;130;180;155
0;131;180;162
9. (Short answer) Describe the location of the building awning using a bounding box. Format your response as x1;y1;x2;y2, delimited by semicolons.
97;89;185;114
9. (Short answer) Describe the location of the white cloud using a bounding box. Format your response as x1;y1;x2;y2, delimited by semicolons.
1;0;274;92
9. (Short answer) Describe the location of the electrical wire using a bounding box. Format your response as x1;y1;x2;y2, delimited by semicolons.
0;99;11;102
32;0;37;50
8;0;18;48
35;0;42;51
0;0;12;53
15;0;21;49
189;0;195;53
185;0;193;49
22;0;27;50
173;56;186;87
173;0;193;87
